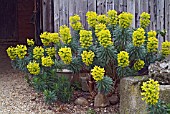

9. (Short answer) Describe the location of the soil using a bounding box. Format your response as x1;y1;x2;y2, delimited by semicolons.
0;44;119;114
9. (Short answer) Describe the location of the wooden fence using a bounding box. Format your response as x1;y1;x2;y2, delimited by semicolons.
41;0;170;45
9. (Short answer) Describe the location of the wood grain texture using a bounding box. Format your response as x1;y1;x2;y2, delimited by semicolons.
41;0;170;41
54;0;60;32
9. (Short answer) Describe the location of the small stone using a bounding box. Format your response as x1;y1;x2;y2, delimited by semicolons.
104;108;107;113
74;97;89;106
30;96;36;101
149;58;170;84
94;93;110;107
80;77;89;91
109;94;119;105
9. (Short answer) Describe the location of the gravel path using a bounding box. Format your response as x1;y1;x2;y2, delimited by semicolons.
0;45;119;114
0;45;54;114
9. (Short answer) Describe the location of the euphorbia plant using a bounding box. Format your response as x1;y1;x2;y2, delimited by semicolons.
91;66;113;95
141;79;170;114
6;10;170;103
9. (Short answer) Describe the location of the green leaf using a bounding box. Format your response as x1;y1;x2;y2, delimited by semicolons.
96;76;113;94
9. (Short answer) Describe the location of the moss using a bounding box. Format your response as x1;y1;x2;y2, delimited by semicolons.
134;76;143;80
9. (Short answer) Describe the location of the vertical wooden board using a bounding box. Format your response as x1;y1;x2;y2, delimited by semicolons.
64;0;69;26
119;0;124;12
59;0;69;26
106;0;114;10
112;0;115;10
87;0;97;12
106;0;115;11
135;0;139;27
143;0;149;13
157;0;165;49
123;0;127;11
54;0;60;32
165;0;170;41
42;0;47;31
123;0;128;11
68;0;76;26
42;0;53;32
106;0;108;12
149;0;156;31
127;0;135;28
97;0;106;14
114;0;119;11
75;0;88;29
138;0;143;14
69;0;76;17
168;1;170;41
106;0;113;11
135;2;140;27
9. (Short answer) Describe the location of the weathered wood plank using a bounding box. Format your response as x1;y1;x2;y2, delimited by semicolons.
59;0;69;26
42;0;53;32
97;0;106;14
165;0;170;41
114;0;119;11
157;0;165;49
54;0;60;32
41;0;170;42
75;0;88;29
88;0;96;12
143;0;149;13
123;0;127;11
135;0;139;27
127;0;135;28
149;0;156;31
119;0;124;12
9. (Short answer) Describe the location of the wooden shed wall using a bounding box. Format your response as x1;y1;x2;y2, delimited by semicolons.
41;0;170;43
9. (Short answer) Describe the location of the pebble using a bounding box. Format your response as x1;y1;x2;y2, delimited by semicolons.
0;49;119;114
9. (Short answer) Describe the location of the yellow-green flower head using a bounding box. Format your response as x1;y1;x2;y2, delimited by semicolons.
45;47;56;57
41;56;54;67
148;30;157;38
118;12;133;28
59;25;72;44
27;39;34;46
140;12;150;28
33;46;44;59
40;32;51;46
79;30;93;48
95;23;107;37
16;45;27;59
6;46;17;60
107;10;118;26
50;33;60;44
117;51;130;67
97;29;113;48
147;37;158;53
132;28;146;47
86;11;97;28
69;14;83;31
81;50;95;66
91;66;105;81
97;14;108;25
161;41;170;56
141;79;160;105
27;61;40;75
134;60;145;71
58;47;72;64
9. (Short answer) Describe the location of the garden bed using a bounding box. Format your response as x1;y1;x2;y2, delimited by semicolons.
0;71;119;113
0;45;120;113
